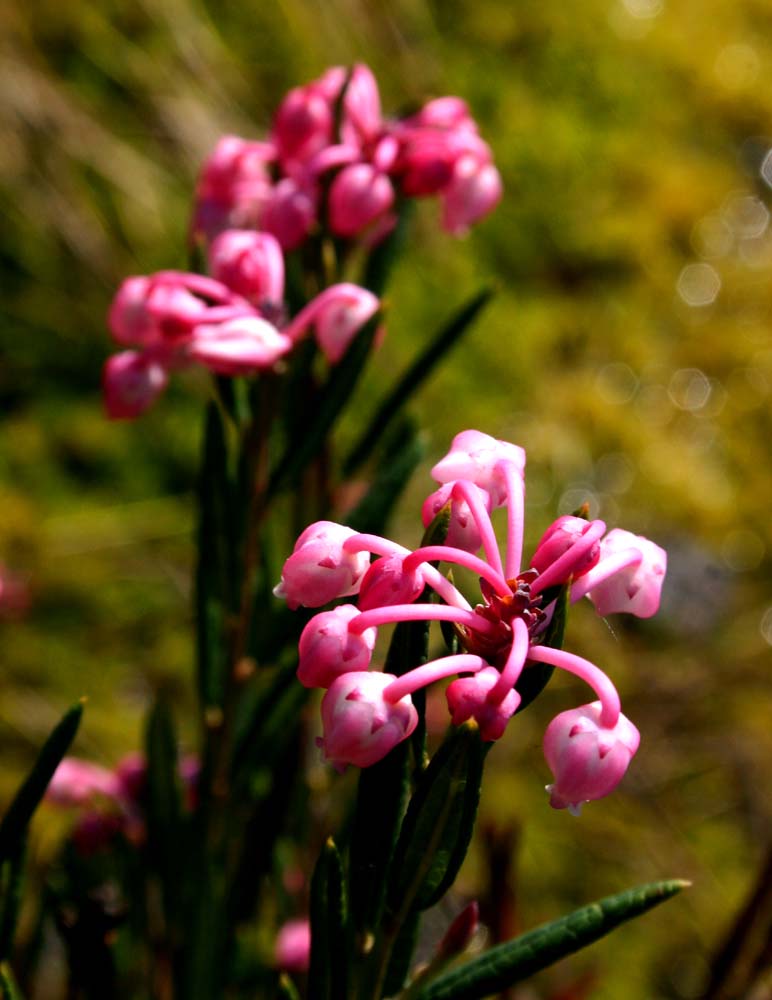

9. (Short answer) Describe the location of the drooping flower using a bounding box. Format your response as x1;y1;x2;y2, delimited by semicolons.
274;918;312;973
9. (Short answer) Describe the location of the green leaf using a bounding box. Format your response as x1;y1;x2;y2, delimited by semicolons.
144;700;183;928
516;584;569;714
0;847;24;962
268;312;381;496
276;973;301;1000
0;701;83;863
382;909;420;997
309;838;347;1000
387;723;488;916
344;286;494;475
0;962;23;1000
362;200;413;297
416;879;689;1000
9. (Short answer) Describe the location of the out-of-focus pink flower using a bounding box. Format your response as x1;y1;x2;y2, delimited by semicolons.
208;230;285;306
543;702;640;814
576;529;667;619
284;283;380;363
275;918;311;973
103;352;169;420
273;83;335;166
259;178;317;251
319;671;418;769
431;430;525;507
441;156;503;236
298;604;377;688
192;135;276;242
188;317;294;375
0;567;31;620
47;758;123;807
328;164;395;239
273;521;371;610
446;666;520;741
409;97;476;131
421;481;493;554
340;64;382;148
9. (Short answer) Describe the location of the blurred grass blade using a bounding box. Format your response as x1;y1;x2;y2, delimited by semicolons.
387;723;488;916
277;973;301;1000
0;701;83;862
344;286;494;476
516;584;569;714
416;879;689;1000
0;847;24;962
268;312;381;495
0;962;23;1000
362;200;413;296
145;700;183;928
309;838;347;1000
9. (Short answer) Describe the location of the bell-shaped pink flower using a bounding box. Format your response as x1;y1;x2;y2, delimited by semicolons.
47;758;123;807
311;284;380;363
446;666;520;741
260;178;317;251
410;96;476;131
188;316;293;375
441;156;503;236
298;604;377;688
273;521;371;610
328;164;395;239
421;482;492;554
340;63;382;148
431;430;525;507
530;515;602;580
208;230;285;306
357;554;425;611
543;701;640;813
192;135;275;241
319;671;418;769
583;529;667;619
273;84;334;166
275;918;311;973
103;352;169;420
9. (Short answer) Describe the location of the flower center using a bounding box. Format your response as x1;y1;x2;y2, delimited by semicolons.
455;569;546;667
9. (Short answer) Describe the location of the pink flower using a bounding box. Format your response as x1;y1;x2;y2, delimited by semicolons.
275;918;311;973
431;430;525;507
328;163;395;238
529;515;603;582
319;671;418;769
284;283;380;364
421;481;493;554
446;666;520;741
543;702;640;814
192;135;275;242
103;352;169;420
573;528;667;618
188;316;293;374
357;554;425;611
298;605;377;687
208;230;285;306
259;178;317;251
441;156;503;236
47;758;123;807
273;83;335;166
273;521;372;610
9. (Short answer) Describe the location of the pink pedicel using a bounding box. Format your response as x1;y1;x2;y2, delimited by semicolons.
446;666;521;741
319;671;418;769
431;430;525;507
530;515;602;579
275;918;312;973
421;481;493;555
298;605;377;688
543;702;640;814
328;163;395;238
103;352;169;420
273;521;371;610
208;230;285;306
576;528;667;618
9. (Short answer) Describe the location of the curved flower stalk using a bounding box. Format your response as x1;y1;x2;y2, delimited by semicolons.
192;64;502;250
103;251;378;418
276;429;666;813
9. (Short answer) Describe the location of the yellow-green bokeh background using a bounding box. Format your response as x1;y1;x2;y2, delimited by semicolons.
1;1;771;997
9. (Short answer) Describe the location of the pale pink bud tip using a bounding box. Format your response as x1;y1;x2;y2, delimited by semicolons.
297;605;377;688
103;352;169;420
274;522;370;610
446;666;520;742
320;672;418;769
587;529;667;619
543;702;640;813
431;430;525;507
275;918;311;973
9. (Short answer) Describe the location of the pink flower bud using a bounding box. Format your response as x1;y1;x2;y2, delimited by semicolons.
441;155;503;236
438;901;479;958
47;758;123;808
208;230;285;306
115;752;147;802
275;918;311;973
260;179;316;251
585;529;667;619
273;84;333;165
431;430;525;507
103;352;169;420
446;666;520;741
188;316;293;374
530;516;601;580
311;284;380;363
273;522;371;610
319;671;418;769
193;135;275;241
297;605;377;688
340;63;382;147
328;164;395;239
421;482;492;553
357;554;424;611
543;702;640;813
395;128;490;197
411;97;475;131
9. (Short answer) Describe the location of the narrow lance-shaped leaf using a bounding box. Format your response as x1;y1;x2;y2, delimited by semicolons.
0;962;23;1000
309;838;347;1000
0;847;24;962
344;286;494;476
276;973;301;1000
415;879;689;1000
515;583;569;714
144;700;183;929
0;701;83;863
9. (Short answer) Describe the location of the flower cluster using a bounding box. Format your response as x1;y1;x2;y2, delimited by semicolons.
275;430;666;813
193;65;502;250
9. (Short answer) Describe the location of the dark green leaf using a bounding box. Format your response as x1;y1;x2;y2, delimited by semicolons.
0;702;83;863
309;838;347;1000
277;973;301;1000
383;909;420;997
0;847;24;962
416;879;689;1000
0;962;23;1000
362;200;413;297
144;700;183;928
346;418;424;536
516;584;569;713
344;286;494;475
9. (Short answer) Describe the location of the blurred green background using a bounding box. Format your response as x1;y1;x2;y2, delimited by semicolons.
1;0;771;996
